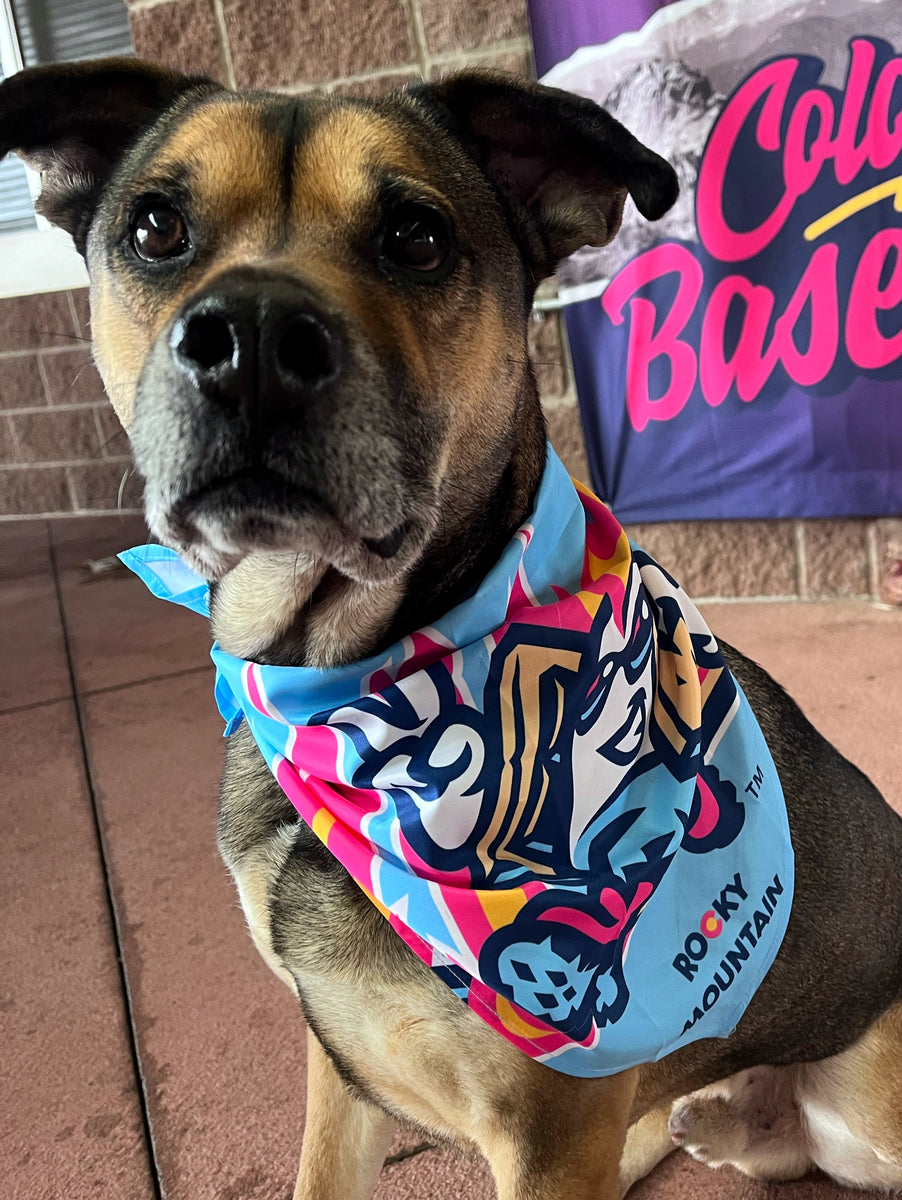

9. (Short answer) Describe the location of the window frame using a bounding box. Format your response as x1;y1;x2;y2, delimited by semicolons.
0;0;90;298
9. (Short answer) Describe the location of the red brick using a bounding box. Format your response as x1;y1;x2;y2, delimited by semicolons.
12;408;102;463
70;288;91;338
529;311;568;399
0;465;71;514
625;520;799;598
876;517;902;605
419;0;528;56
328;71;421;98
96;405;131;458
223;0;414;88
0;415;18;464
801;519;870;597
428;46;533;80
0;355;45;410
545;405;590;482
130;0;227;83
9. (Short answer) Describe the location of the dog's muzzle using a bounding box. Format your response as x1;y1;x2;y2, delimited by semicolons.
129;268;438;581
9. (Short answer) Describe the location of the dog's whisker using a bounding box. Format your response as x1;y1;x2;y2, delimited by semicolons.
8;328;91;344
67;360;94;392
117;465;134;511
293;551;304;616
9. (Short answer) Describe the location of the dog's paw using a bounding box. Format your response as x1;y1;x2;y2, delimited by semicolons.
668;1093;748;1167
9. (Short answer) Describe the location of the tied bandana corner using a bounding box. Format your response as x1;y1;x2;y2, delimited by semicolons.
122;445;794;1077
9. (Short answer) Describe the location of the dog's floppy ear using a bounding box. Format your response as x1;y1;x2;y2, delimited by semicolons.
0;57;220;254
416;72;678;280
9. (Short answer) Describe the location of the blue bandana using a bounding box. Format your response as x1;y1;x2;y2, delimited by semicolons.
122;445;793;1077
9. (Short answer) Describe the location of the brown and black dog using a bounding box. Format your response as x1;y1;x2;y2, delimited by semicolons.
2;58;902;1200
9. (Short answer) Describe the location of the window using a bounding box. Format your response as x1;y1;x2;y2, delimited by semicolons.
0;0;134;297
0;0;36;236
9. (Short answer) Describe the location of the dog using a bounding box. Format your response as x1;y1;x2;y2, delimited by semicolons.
2;58;902;1200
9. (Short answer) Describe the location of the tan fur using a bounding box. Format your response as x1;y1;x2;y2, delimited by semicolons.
228;833;298;989
91;273;154;424
302;576;405;669
293;107;424;222
301;960;639;1200
92;103;282;423
212;553;329;660
294;1032;396;1200
147;102;282;231
618;1107;674;1197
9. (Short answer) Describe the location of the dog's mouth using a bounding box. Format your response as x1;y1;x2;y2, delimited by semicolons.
146;467;429;583
129;285;442;585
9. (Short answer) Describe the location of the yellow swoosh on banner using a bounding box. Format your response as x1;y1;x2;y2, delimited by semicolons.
804;174;902;241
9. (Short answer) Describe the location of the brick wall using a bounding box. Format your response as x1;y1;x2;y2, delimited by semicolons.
1;0;899;601
0;288;143;517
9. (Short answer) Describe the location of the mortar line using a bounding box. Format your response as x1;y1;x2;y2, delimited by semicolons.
793;521;808;597
34;347;52;404
0;344;93;361
210;0;237;89
3;401;109;416
866;522;880;599
65;289;83;339
0;508;143;520
402;0;430;76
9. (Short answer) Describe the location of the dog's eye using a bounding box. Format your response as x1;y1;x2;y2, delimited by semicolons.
381;204;451;274
130;202;191;261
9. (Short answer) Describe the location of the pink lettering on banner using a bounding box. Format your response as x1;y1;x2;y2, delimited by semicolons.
605;37;902;431
846;228;902;369
700;275;779;407
601;244;702;432
696;58;803;262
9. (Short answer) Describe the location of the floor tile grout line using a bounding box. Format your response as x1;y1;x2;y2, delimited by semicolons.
45;521;165;1200
82;662;211;701
0;692;73;718
0;665;210;721
83;662;211;700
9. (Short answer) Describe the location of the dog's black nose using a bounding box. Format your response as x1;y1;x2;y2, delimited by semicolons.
171;272;341;413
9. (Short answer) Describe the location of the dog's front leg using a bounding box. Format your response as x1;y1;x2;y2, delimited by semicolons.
618;1105;674;1196
293;1029;396;1200
482;1067;638;1200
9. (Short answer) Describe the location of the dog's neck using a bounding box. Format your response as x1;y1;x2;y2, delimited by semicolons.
209;383;547;669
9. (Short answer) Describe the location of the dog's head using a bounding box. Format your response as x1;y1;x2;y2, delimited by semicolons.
0;61;675;576
1;61;675;658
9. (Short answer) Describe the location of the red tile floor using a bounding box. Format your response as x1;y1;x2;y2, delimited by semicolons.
2;514;900;1200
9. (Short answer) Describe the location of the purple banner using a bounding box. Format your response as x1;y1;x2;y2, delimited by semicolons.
529;0;902;520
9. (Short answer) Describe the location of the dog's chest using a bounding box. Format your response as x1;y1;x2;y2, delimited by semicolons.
802;1088;902;1189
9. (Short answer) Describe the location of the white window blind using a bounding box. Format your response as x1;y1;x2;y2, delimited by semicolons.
14;0;134;66
0;0;134;236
